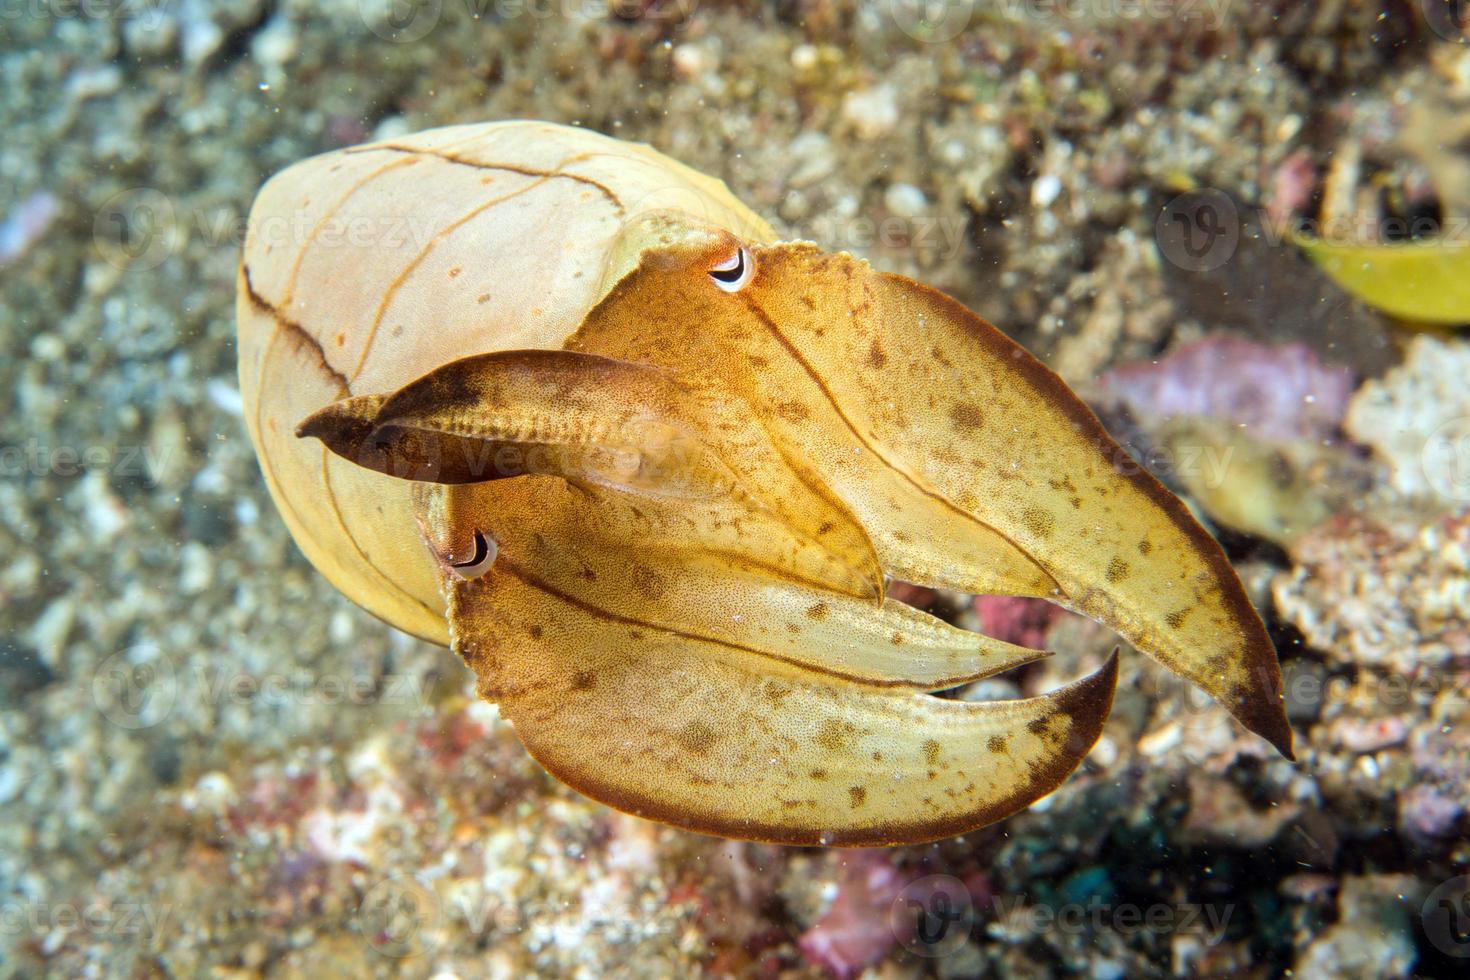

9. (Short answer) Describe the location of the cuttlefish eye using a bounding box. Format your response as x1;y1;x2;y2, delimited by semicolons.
708;247;753;292
449;529;497;580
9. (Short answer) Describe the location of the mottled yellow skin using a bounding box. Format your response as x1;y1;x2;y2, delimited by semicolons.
240;121;1290;846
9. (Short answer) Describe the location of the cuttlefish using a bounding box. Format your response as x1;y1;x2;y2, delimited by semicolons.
237;120;1291;846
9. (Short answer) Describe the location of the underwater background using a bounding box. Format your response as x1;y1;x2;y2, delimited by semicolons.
3;1;1470;976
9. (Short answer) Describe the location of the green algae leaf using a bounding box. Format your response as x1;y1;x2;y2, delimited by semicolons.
1295;233;1470;325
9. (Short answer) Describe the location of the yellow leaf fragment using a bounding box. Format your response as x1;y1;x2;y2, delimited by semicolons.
1296;232;1470;325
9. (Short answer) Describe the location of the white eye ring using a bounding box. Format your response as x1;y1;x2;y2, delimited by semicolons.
449;529;497;580
708;247;753;292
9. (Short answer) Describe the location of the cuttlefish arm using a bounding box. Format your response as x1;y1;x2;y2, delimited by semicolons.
300;350;1052;690
303;348;1120;845
301;235;1289;844
561;238;1291;759
297;348;886;600
424;474;1116;847
446;490;1118;847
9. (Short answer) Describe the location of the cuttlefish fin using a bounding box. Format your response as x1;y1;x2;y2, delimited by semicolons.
441;477;1119;846
569;240;1292;758
299;348;884;601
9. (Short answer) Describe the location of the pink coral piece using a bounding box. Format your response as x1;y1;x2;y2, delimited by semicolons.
1095;333;1355;445
798;852;907;979
974;594;1063;650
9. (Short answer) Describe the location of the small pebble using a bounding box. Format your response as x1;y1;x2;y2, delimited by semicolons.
179;541;213;594
1032;174;1063;208
1332;716;1408;753
29;599;75;670
671;43;717;81
0;191;59;267
790;44;819;71
841;85;899;140
883;182;928;218
787;132;837;187
252;14;299;73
